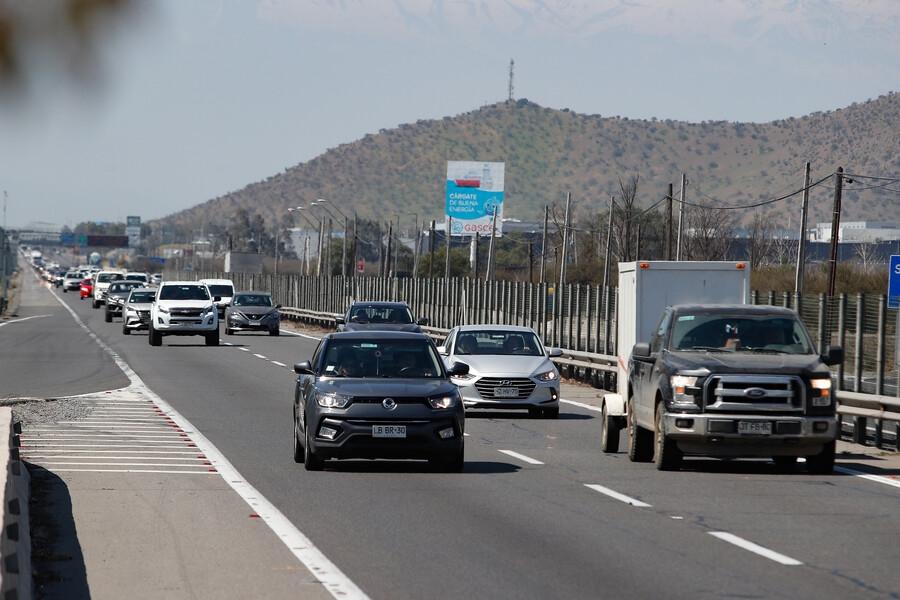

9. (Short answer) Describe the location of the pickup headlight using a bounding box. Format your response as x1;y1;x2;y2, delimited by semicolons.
810;378;832;406
315;390;351;408
671;375;699;406
157;305;170;314
201;305;216;317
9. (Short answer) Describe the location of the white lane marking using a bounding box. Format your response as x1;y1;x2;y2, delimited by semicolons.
835;465;900;489
498;449;544;465
560;398;602;413
0;314;51;328
50;285;371;600
253;353;268;360
708;531;803;566
584;484;652;508
271;361;287;368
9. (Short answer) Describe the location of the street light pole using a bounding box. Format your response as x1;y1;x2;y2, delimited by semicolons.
288;207;321;276
313;200;349;278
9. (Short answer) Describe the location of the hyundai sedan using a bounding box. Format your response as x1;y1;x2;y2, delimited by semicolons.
438;325;563;418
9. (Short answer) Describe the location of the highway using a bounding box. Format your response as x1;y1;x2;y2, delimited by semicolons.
4;270;900;599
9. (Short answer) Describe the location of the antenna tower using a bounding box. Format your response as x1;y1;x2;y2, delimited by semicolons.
508;58;514;101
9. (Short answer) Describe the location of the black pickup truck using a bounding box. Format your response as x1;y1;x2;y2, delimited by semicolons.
624;304;843;473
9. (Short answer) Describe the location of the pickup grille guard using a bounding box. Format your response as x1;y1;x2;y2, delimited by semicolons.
703;374;805;413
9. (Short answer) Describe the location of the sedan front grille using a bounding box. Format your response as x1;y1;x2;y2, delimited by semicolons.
474;377;537;399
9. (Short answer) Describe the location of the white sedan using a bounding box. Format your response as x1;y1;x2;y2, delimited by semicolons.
438;325;563;418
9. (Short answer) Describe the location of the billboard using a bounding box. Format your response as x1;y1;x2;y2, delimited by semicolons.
445;161;504;237
126;215;141;248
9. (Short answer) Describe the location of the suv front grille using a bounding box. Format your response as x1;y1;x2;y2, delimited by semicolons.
704;375;805;413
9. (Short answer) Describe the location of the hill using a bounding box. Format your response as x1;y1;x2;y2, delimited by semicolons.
147;93;900;245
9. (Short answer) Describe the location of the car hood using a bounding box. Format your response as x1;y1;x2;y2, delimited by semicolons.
665;350;832;376
318;378;458;397
445;355;555;377
230;306;279;316
155;299;214;308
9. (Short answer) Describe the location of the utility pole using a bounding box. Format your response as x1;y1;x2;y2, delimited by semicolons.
559;193;571;288
444;217;452;282
603;197;614;288
540;205;548;284
676;174;687;261
665;183;673;260
486;206;497;281
508;58;515;101
384;221;393;278
429;220;436;278
795;162;811;294
827;167;844;297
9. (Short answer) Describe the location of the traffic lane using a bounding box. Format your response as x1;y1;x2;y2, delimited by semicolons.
474;406;900;598
72;309;900;599
0;271;129;399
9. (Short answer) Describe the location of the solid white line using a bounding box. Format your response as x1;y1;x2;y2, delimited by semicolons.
51;289;371;600
560;398;603;413
835;465;900;489
708;531;803;566
38;468;218;474
584;484;652;507
498;449;544;465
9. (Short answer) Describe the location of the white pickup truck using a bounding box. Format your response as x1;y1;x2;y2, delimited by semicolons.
148;281;220;347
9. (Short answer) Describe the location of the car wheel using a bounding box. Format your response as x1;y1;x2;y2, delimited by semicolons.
543;407;560;419
149;325;162;346
122;326;130;335
431;446;465;472
225;328;233;335
105;308;112;323
269;328;280;337
205;332;219;346
293;413;304;464
805;440;836;475
304;425;324;471
92;299;100;309
527;407;542;418
600;403;620;453
627;398;653;462
654;403;682;471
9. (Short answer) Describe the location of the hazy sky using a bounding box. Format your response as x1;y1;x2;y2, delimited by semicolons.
2;0;898;230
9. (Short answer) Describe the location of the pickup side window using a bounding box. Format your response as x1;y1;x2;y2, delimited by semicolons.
650;311;670;353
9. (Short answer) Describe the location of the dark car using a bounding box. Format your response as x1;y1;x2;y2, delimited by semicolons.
225;291;281;336
104;280;144;322
335;301;428;333
292;331;468;471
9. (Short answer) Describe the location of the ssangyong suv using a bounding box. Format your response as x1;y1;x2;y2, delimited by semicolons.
293;331;469;471
149;281;220;346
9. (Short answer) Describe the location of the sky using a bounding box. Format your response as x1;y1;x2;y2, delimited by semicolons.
1;0;899;231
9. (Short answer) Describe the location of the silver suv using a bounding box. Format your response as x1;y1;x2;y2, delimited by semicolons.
149;281;220;346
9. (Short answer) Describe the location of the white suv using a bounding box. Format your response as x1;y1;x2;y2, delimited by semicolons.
92;270;125;309
199;278;235;317
149;281;220;346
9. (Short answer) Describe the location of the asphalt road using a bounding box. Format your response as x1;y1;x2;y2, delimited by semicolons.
4;266;900;599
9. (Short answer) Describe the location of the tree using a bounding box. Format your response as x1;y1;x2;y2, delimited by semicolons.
683;203;737;261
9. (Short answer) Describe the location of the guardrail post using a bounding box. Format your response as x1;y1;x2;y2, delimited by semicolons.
853;416;867;444
874;418;883;449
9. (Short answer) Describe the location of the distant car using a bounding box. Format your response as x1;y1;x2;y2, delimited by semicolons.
122;287;158;335
79;277;94;300
292;330;468;471
125;272;150;285
224;291;281;336
63;271;83;292
438;325;563;419
199;278;235;317
104;280;145;322
335;301;428;332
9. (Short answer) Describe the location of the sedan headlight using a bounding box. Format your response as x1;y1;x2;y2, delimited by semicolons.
535;369;558;382
315;389;351;408
428;392;460;409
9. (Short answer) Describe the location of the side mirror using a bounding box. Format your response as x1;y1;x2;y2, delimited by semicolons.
548;348;563;357
417;317;429;326
632;342;654;363
447;361;469;376
335;316;345;325
436;345;448;355
275;304;283;309
293;361;314;375
822;345;844;366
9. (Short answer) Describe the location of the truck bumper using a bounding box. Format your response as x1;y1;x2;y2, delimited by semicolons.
664;413;837;457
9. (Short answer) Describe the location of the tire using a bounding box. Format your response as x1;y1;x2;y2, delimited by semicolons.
601;403;620;453
805;440;836;475
104;309;112;323
431;446;465;472
627;398;653;462
528;407;542;418
122;326;130;335
92;299;100;309
304;425;325;471
149;325;162;346
205;331;219;346
293;412;304;463
225;328;233;336
269;328;280;337
654;404;683;471
543;406;560;419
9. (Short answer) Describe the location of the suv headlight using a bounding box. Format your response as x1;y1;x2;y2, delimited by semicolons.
535;369;558;382
315;390;351;408
428;391;460;409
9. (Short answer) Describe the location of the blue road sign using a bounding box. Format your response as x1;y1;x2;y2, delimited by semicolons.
889;255;900;308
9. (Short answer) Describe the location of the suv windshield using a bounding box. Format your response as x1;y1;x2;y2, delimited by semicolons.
322;340;443;378
159;285;210;301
